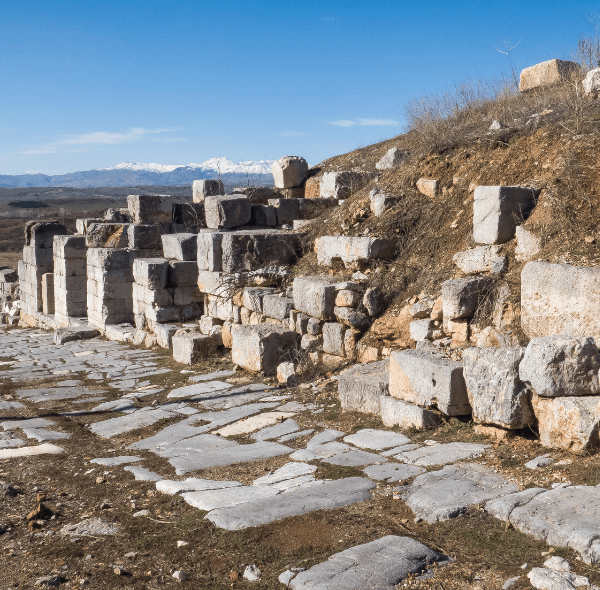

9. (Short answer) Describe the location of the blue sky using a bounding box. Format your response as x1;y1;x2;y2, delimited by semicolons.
2;0;599;175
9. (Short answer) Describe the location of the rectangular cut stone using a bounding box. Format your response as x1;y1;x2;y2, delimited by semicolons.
262;295;294;321
380;397;440;429
41;273;54;314
320;171;372;199
197;271;228;296
442;277;494;320
520;59;581;92
127;194;172;224
197;231;224;271
272;156;308;188
162;233;197;261
87;248;135;270
231;324;300;374
132;258;169;290
193;179;224;203
452;246;502;274
322;322;346;356
168;261;198;287
521;262;600;339
204;195;251;229
127;224;162;250
250;205;277;226
173;334;217;364
389;350;471;416
339;360;390;415
473;186;537;245
243;287;275;313
293;276;339;320
85;223;129;248
316;236;396;268
27;221;68;248
54;257;86;277
23;246;54;267
53;235;86;259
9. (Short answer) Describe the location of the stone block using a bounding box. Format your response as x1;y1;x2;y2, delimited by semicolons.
304;176;320;199
206;295;233;321
133;258;169;290
172;202;205;232
173;286;202;306
453;245;502;274
380;397;440;429
0;268;17;283
521;262;600;339
370;192;401;217
26;221;68;248
85;223;129;248
127;194;172;224
243;287;275;313
168;261;198;287
532;394;600;453
306;317;322;335
334;307;370;331
161;233;197;261
23;246;53;268
390;350;471;416
127;224;162;251
301;334;321;351
319;171;372;199
277;362;298;385
519;335;600;397
268;199;300;225
250;205;277;226
231;324;300;374
295;312;310;334
293;275;339;320
376;147;407;170
416;178;438;198
145;305;181;324
410;319;434;341
197;230;224;271
272;156;308;188
463;347;533;429
583;67;600;95
473;186;538;245
316;236;397;268
335;289;360;307
133;284;173;307
262;295;294;321
173;334;217;364
154;324;178;348
519;59;582;92
205;195;251;229
41;273;54;314
442;277;494;320
515;226;541;262
87;248;135;271
339;360;389;415
193;179;224;203
53;235;86;259
54;257;86;278
322;322;346;356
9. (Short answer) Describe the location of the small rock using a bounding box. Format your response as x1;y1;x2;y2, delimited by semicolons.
525;455;553;469
243;565;261;581
279;570;296;585
229;571;239;580
113;567;126;576
363;288;384;316
95;477;105;484
133;510;150;517
502;577;520;590
177;540;188;548
124;552;138;559
544;556;571;572
172;570;189;582
99;502;111;510
36;577;63;587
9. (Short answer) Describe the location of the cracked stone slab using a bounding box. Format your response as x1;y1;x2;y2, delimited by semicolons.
167;381;232;399
90;407;175;438
253;462;317;486
363;463;425;482
90;456;143;466
279;429;314;442
343;429;412;451
397;442;488;466
21;428;70;442
216;412;296;437
496;486;600;564
156;478;243;495
322;450;385;467
401;463;519;523
251;419;300;441
0;443;64;459
287;535;449;590
381;444;421;457
1;417;55;431
290;441;351;461
182;485;281;511
0;438;25;449
193;384;279;409
306;429;344;447
206;477;376;530
124;466;163;481
0;401;25;410
152;434;237;459
528;567;590;590
188;370;236;382
168;441;293;474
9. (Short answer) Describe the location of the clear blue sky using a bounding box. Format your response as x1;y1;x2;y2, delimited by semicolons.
2;0;599;175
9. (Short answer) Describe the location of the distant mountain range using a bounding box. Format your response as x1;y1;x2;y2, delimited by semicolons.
0;158;275;188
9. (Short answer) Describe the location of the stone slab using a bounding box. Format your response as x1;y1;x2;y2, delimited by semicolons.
124;466;163;481
90;456;142;466
363;464;425;483
0;443;64;459
322;450;385;467
397;442;488;466
157;478;242;495
252;462;317;486
343;429;411;451
182;485;281;511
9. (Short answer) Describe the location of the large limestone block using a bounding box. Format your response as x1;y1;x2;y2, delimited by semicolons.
127;224;162;251
370;192;400;217
243;287;275;313
127;194;172;224
197;270;228;296
87;248;135;271
204;195;251;229
221;230;302;273
262;295;294;321
268;198;301;225
231;324;300;374
380;397;440;429
532;394;600;454
293;276;339;320
23;245;53;267
322;322;346;356
168;261;198;287
473;186;537;245
54;257;86;277
463;347;533;429
416;178;438;198
316;236;397;268
320;171;372;199
515;226;541;262
521;262;600;339
452;246;502;274
173;334;217;364
519;335;600;397
442;277;494;320
376;147;407;170
519;59;582;92
390;350;471;416
271;156;308;189
41;273;54;314
132;258;169;290
26;221;68;248
583;67;600;95
339;360;389;415
161;233;197;261
250;205;277;227
192;179;224;203
197;230;224;271
85;223;129;248
53;235;86;259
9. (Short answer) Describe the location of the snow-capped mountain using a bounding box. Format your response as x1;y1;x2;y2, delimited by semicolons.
0;158;275;188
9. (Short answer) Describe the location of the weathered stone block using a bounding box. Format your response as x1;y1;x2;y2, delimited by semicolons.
53;235;86;259
173;334;217;364
243;287;275;313
515;226;541;262
85;223;129;248
339;360;389;415
473;186;538;245
335;289;360;307
319;171;372;199
370;193;401;217
87;248;135;271
376;147;407;170
26;221;68;248
127;194;172;224
293;276;339;321
442;277;494;320
133;258;169;290
316;236;397;268
519;335;600;397
453;245;502;274
268;199;301;225
334;306;370;331
519;59;581;92
161;233;197;261
41;273;54;315
168;261;198;287
231;324;300;374
154;324;178;348
272;156;308;188
380;397;440;429
205;195;251;229
410;319;434;341
250;205;277;227
127;224;162;251
463;347;533;429
390;350;471;416
416;178;438;198
193;179;224;203
322;322;346;356
262;295;294;321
